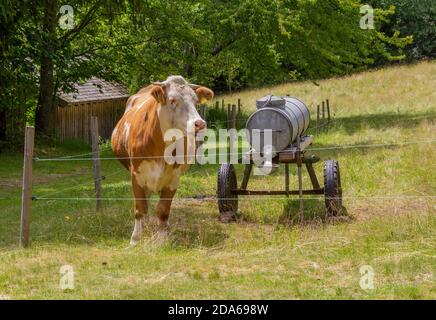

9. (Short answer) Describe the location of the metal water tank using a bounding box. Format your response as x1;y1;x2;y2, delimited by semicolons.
246;95;310;152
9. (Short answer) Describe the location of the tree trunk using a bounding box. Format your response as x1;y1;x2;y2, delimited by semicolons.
35;0;57;134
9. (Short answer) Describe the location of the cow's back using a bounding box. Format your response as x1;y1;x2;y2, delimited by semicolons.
111;86;165;170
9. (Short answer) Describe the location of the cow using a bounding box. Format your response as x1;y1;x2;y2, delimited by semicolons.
111;75;213;246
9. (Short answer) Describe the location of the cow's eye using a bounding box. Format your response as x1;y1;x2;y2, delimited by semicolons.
169;97;177;106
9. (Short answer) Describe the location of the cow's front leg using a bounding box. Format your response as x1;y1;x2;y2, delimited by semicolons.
156;187;177;230
130;174;149;246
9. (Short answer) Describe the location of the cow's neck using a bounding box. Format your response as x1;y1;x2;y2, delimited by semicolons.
157;104;174;135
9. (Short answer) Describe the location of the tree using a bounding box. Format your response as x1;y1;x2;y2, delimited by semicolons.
0;0;419;146
369;0;436;59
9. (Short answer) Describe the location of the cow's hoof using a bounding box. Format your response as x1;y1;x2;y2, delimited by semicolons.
126;239;139;249
152;229;169;248
219;211;237;223
141;216;150;228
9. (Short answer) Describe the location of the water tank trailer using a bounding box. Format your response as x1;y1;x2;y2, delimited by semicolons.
217;95;343;222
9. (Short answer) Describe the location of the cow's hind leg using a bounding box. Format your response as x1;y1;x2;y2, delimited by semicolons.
130;175;149;246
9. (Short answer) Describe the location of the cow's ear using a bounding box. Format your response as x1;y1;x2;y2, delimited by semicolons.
151;85;166;104
195;87;214;104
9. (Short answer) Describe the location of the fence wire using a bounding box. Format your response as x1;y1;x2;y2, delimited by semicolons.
31;195;436;201
3;125;431;205
33;139;436;162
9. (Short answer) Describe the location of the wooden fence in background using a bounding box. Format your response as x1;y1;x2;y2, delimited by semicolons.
51;98;127;144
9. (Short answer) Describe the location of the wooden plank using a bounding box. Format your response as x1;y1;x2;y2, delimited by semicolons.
90;116;102;211
20;126;35;248
234;189;324;196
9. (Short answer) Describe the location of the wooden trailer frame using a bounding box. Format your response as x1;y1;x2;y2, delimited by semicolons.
217;135;343;221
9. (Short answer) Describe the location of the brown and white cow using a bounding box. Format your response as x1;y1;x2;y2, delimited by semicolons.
111;75;213;246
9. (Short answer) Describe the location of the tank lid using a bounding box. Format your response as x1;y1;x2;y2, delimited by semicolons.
256;95;285;109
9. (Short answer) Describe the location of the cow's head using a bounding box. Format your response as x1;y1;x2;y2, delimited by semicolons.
151;76;213;136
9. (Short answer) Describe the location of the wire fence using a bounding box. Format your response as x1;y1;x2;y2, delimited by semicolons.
32;138;436;162
3;115;434;207
32;195;436;201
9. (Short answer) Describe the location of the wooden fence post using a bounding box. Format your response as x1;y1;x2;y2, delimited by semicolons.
316;105;320;134
200;104;207;121
326;99;331;124
90;116;102;212
221;99;225;112
227;104;231;129
237;98;241;114
20;126;35;248
322;101;325;126
231;104;237;129
215;101;219;112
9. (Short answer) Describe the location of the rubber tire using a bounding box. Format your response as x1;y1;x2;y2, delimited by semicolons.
324;160;343;216
217;164;238;217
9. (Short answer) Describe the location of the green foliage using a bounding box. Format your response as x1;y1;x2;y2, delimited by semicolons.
0;0;421;145
369;0;436;59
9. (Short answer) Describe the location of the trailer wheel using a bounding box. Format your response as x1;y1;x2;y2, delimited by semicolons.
217;164;238;222
324;160;343;216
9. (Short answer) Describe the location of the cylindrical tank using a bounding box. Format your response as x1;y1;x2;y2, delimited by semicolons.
246;95;310;152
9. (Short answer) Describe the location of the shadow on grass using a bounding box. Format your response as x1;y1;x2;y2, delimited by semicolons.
279;198;353;227
166;203;228;248
339;111;435;134
0;199;228;249
307;110;435;137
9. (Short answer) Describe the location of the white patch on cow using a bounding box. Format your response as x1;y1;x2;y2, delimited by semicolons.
135;98;150;113
154;76;206;137
135;161;165;192
122;122;130;148
125;95;141;113
130;217;143;246
134;161;188;193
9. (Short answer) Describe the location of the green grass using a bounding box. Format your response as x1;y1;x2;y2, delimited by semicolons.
0;61;435;299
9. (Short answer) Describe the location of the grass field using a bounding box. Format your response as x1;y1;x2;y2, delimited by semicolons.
0;61;435;299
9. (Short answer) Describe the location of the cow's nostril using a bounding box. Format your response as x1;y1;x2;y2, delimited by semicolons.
195;119;206;130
